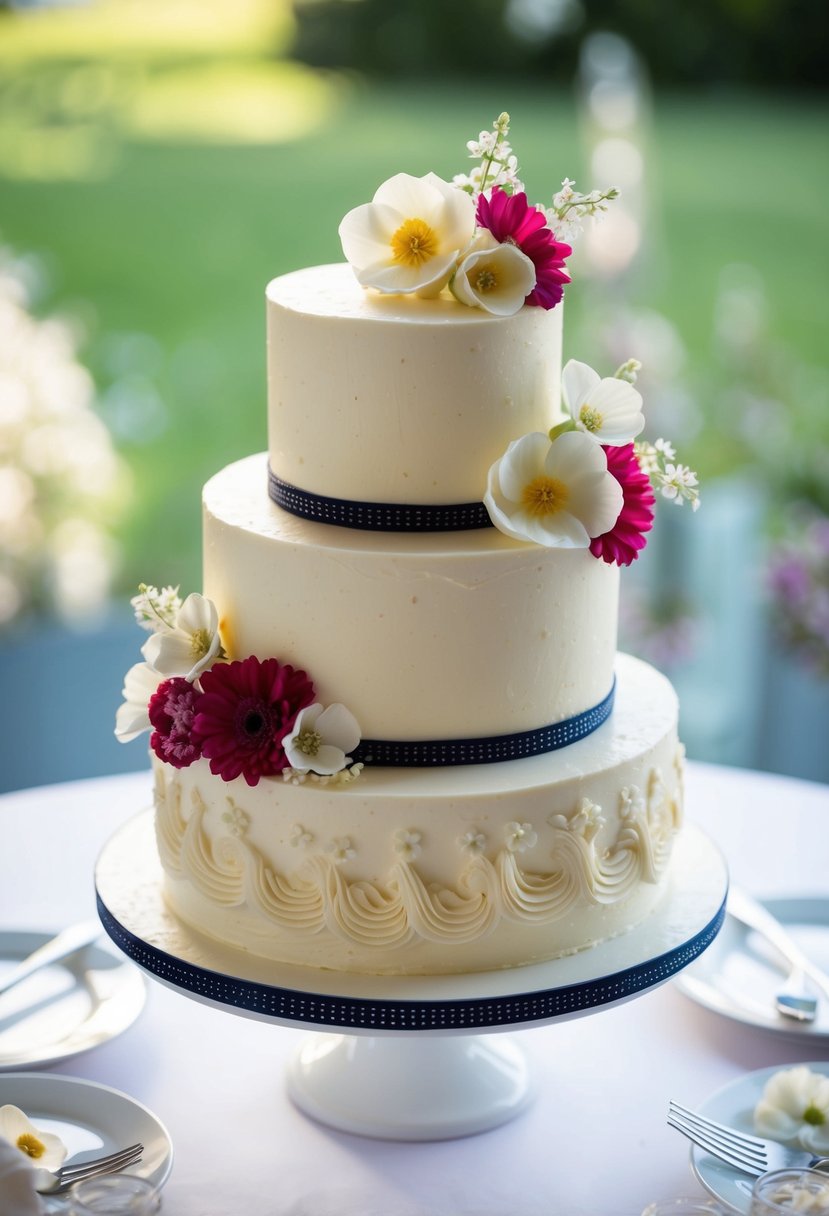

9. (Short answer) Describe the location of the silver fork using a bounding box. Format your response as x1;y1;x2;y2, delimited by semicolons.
667;1102;829;1177
34;1142;144;1194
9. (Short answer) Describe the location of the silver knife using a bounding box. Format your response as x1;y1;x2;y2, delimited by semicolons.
0;920;102;998
727;886;829;1002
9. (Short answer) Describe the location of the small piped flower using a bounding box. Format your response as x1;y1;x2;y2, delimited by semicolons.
394;829;422;862
289;823;314;849
0;1105;67;1171
282;702;361;777
459;829;487;855
484;430;623;549
505;822;538;853
328;836;356;864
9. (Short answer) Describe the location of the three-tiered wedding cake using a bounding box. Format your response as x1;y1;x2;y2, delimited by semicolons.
117;117;697;976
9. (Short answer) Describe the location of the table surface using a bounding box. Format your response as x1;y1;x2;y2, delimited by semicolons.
1;761;827;1216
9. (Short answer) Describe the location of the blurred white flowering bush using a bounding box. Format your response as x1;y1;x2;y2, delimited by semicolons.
0;247;130;629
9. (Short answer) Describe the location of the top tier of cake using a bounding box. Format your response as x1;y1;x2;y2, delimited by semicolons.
266;263;564;506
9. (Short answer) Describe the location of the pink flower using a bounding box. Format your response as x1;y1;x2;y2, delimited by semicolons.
148;677;203;769
476;188;571;310
589;443;655;566
193;656;315;786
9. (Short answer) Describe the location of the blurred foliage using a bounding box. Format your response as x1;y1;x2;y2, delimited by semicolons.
290;0;828;89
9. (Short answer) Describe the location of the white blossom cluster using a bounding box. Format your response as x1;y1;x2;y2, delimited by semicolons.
453;111;525;198
636;438;701;511
0;249;128;626
546;178;621;244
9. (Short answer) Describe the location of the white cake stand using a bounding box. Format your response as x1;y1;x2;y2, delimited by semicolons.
95;811;727;1141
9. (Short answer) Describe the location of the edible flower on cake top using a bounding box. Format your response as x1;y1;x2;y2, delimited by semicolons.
338;171;476;298
450;231;536;316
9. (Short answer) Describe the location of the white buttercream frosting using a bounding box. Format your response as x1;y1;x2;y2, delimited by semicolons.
156;655;682;974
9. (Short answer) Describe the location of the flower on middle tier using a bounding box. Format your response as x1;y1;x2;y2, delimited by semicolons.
589;443;655;567
484;430;623;548
561;359;645;447
339;172;476;297
193;656;315;786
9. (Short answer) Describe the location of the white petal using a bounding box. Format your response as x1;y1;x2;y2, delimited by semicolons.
544;429;608;480
497;433;550;504
309;744;348;775
590;377;645;444
561;359;600;416
422;172;477;247
177;592;218;636
142;631;195;677
115;663;158;742
567;469;624;537
338;202;402;270
510;507;590;548
359;250;460;295
316;703;361;753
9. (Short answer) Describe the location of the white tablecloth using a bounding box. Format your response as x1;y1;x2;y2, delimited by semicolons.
1;762;827;1215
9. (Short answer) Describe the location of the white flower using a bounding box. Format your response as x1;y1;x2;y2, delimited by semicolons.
459;829;487;855
549;797;605;841
289;823;314;848
328;836;356;864
657;462;701;511
505;822;537;853
339;173;476;297
561;359;645;447
450;232;536;316
282;703;361;776
114;661;159;742
484;430;623;549
0;1104;67;1170
754;1066;829;1154
221;802;249;838
394;829;422;862
141;591;223;683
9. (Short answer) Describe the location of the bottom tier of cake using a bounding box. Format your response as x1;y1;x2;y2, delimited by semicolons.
153;654;683;975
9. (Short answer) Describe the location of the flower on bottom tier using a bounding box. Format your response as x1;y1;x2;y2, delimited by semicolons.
476;187;571;310
754;1066;829;1154
484;430;623;548
0;1105;67;1170
589;443;655;567
148;676;203;769
193;656;315;786
282;702;361;776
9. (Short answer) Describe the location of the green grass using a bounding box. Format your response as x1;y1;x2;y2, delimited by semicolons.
2;79;827;598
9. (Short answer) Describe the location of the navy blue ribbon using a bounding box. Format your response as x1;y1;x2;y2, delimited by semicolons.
350;680;615;768
269;467;493;532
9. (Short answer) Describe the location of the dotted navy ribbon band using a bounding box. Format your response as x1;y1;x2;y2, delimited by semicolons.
269;467;494;532
350;681;616;768
95;893;726;1031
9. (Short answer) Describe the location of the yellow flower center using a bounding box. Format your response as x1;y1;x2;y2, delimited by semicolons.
521;475;569;518
295;728;322;757
190;627;211;658
390;218;438;267
579;404;604;433
803;1103;826;1126
475;265;498;292
17;1133;46;1159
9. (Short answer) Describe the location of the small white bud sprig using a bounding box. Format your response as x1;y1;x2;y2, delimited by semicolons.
546;179;621;244
635;436;701;512
454;111;524;199
131;583;182;633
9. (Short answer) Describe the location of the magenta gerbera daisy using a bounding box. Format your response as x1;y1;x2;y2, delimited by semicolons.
589;443;655;567
476;187;572;310
148;676;203;769
192;656;315;786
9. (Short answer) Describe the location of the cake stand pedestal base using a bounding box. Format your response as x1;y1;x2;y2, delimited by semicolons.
286;1031;533;1140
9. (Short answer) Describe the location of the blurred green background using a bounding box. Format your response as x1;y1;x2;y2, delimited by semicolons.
1;0;827;789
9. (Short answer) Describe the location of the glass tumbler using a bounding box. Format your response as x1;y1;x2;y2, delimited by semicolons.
750;1168;829;1215
68;1174;161;1215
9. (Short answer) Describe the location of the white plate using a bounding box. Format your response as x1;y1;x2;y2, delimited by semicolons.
691;1061;829;1214
0;1072;172;1190
675;897;829;1040
0;930;146;1071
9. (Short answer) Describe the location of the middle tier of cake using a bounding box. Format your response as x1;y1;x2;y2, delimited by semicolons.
204;454;620;742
